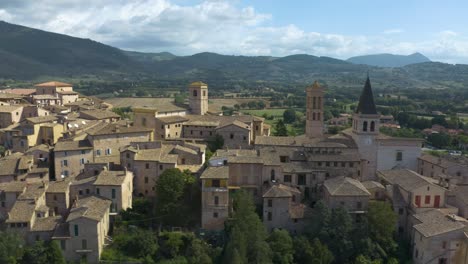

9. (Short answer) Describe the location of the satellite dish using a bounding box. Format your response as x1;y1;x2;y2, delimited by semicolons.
82;121;86;125
67;124;72;128
61;175;65;179
74;124;79;128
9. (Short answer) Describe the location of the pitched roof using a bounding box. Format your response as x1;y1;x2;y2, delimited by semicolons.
356;76;377;115
377;169;441;192
0;153;22;176
46;179;71;193
93;170;130;186
324;176;371;196
263;184;301;198
6;200;36;222
413;209;467;237
0;181;27;193
35;81;72;87
25;115;58;124
31;216;62;232
67;196;111;222
87;123;153;136
54;139;93;152
190;81;208;87
216;120;250;130
156;115;189;124
200;166;229;179
0;105;22;113
80;109;120;120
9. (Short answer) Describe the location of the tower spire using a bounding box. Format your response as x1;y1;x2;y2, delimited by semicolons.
356;76;377;115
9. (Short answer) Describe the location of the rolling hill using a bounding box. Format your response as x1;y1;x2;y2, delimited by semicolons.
347;52;431;67
1;21;468;92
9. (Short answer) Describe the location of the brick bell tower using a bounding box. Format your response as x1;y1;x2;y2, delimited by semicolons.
305;81;324;138
189;81;208;115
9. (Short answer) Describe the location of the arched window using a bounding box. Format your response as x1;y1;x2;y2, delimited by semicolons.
363;121;368;132
142;117;147;127
312;112;316;120
317;113;321;121
370;121;375;132
270;169;275;181
193;90;197;97
318;97;322;109
312;97;316;109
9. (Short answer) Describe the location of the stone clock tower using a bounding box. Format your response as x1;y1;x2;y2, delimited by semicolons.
305;81;324;138
352;76;380;180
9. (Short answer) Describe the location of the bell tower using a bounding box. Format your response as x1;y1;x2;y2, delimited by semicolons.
353;76;380;180
306;81;324;138
189;81;208;115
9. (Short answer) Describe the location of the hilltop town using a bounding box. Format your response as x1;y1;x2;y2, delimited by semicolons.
0;78;467;264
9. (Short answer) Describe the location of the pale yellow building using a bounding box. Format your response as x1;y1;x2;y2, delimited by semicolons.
54;140;94;179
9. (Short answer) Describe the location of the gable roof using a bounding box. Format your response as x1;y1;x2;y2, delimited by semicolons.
263;184;301;198
356;76;377;115
377;169;443;192
413;209;467;237
54;139;93;152
35;81;72;87
67;196;111;222
200;166;229;179
324;176;371;196
93;170;130;186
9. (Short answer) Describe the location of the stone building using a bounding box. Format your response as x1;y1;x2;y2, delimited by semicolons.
189;81;208;115
411;210;468;264
54;195;111;264
305;81;325;138
93;169;133;213
86;122;154;165
200;166;229;231
323;176;371;218
262;184;309;234
54;140;94;179
418;154;468;186
120;141;205;197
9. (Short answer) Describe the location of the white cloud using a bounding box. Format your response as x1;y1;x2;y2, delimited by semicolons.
1;1;468;63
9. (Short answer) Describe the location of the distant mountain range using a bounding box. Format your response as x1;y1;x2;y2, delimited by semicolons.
347;53;431;67
0;20;468;91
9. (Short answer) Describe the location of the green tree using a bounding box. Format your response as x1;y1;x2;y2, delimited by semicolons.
431;115;448;127
428;133;452;148
310;238;334;264
283;109;296;124
368;201;398;254
21;241;66;264
208;134;224;152
293;237;334;264
223;191;272;264
268;229;294;264
155;169;196;226
274;120;288;136
0;231;24;264
113;228;158;259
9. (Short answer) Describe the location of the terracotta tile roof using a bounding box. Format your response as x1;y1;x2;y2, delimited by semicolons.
413;209;467;237
216;120;250;130
80;109;120;120
25;115;58;124
0;153;22;176
0;105;22;113
324;176;370;196
32;94;59;100
190;81;208;87
1;89;36;96
46;179;71;193
200;166;229;179
0;181;27;193
67;195;111;222
54;139;93;152
93;170;130;186
377;169;443;192
263;184;301;198
31;216;62;232
156;116;189;124
18;182;47;200
87;123;153;136
6;200;36;223
35;81;72;87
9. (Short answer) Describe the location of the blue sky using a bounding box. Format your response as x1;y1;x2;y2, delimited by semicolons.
0;0;467;63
